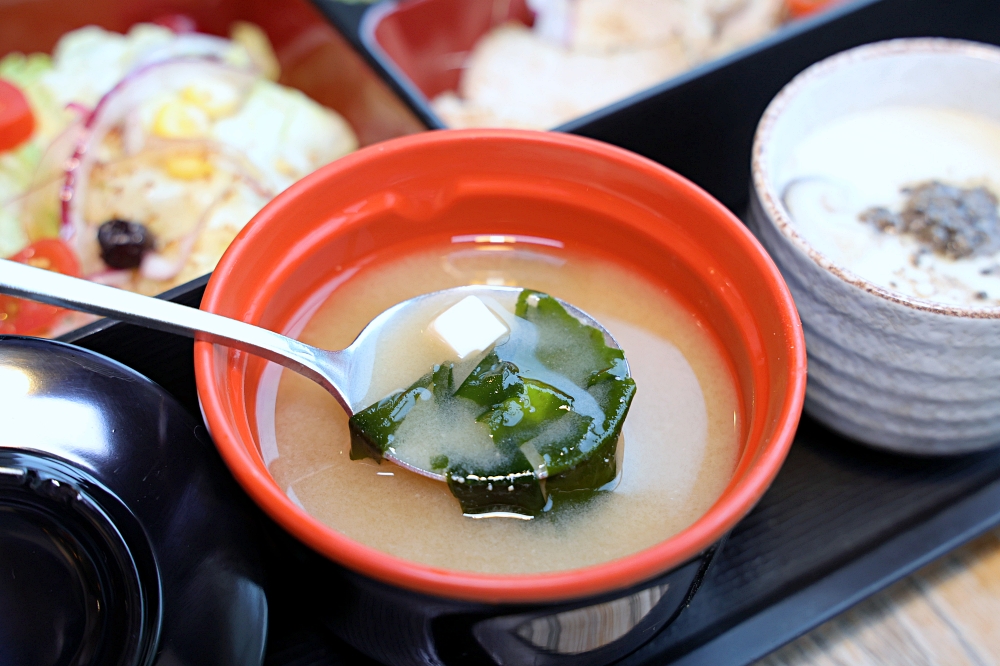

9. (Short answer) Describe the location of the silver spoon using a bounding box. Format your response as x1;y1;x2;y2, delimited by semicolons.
0;259;623;481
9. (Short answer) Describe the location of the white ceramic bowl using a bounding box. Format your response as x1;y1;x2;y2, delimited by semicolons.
749;38;1000;454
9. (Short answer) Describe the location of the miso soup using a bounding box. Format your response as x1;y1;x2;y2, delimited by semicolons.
262;239;742;574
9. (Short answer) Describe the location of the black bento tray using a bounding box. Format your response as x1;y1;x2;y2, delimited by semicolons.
62;290;1000;666
59;0;1000;663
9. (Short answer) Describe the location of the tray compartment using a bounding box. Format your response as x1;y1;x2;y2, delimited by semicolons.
353;0;793;133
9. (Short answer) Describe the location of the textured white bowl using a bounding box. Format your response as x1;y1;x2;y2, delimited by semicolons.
749;38;1000;454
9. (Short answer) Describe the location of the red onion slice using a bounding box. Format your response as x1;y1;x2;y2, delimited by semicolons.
138;181;237;282
87;268;134;288
0;117;87;246
35;116;86;185
132;33;250;71
3;115;84;208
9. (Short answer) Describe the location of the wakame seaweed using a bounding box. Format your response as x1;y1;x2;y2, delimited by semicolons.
348;290;637;516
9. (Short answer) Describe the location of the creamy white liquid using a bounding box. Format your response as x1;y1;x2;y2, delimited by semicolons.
780;105;1000;307
268;242;741;574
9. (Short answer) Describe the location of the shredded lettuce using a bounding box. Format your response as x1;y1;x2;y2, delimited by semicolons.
0;208;29;257
0;53;60;257
0;52;52;87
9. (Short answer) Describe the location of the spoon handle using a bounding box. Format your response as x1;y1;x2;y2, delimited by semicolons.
0;260;351;410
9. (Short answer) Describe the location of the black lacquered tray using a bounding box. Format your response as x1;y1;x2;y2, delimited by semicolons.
59;0;1000;663
64;311;1000;666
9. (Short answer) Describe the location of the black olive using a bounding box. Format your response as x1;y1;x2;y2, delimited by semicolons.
97;219;154;269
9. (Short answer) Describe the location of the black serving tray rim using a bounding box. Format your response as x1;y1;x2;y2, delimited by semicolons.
57;274;211;344
658;472;1000;666
357;0;442;128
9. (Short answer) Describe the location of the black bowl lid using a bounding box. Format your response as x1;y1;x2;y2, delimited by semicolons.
0;451;159;666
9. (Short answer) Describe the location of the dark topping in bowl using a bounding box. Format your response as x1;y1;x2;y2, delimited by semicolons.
860;181;1000;259
97;219;154;269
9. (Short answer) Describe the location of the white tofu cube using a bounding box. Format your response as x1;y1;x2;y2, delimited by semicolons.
429;296;508;359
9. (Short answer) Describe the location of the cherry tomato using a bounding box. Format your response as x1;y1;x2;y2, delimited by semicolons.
786;0;841;19
0;79;34;152
0;239;80;336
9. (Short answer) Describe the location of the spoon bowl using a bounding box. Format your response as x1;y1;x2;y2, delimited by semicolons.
0;260;623;480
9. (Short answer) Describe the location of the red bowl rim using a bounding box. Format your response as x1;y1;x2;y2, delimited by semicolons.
195;129;806;604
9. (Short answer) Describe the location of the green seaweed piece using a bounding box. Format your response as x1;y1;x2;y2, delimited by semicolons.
446;458;546;516
543;370;636;493
515;290;623;387
347;289;637;517
510;290;637;492
449;369;556;515
484;380;588;454
539;357;637;493
544;428;620;494
431;363;455;401
454;351;523;411
348;364;453;461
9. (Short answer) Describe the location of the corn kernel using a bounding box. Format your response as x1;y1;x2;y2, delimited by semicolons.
152;101;210;139
274;158;298;178
165;154;214;180
180;86;238;119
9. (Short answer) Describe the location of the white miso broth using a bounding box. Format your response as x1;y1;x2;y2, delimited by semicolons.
264;240;742;574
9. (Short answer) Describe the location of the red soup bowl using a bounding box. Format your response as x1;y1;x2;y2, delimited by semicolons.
194;129;806;666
